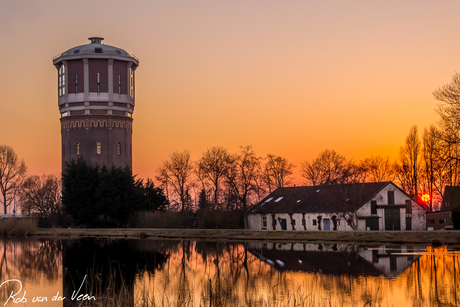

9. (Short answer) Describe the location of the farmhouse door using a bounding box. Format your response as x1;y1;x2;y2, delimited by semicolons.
385;208;401;230
366;218;379;230
323;219;330;230
406;217;412;230
280;219;287;230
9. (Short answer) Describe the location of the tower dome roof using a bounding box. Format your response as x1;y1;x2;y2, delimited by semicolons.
55;37;133;59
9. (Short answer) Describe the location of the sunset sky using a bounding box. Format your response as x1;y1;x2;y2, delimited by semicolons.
1;0;460;182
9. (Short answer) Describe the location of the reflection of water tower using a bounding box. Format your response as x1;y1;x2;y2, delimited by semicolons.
53;37;139;171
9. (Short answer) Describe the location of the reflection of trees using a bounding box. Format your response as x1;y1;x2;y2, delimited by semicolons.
0;239;62;281
409;247;460;307
16;239;62;280
0;239;63;303
135;242;460;307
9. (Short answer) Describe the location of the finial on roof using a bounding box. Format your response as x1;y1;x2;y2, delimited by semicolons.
88;37;104;44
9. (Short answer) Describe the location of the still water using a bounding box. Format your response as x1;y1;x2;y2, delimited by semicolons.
0;238;458;307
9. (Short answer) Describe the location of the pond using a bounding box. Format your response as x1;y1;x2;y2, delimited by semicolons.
0;238;458;306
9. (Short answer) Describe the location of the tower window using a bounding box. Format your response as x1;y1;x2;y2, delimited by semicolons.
58;65;65;96
75;142;80;155
130;69;134;97
96;142;101;155
95;48;102;53
97;73;100;93
117;142;121;155
75;74;78;93
118;74;121;94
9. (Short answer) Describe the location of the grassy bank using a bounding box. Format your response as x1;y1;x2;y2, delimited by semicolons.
0;217;38;236
34;228;460;246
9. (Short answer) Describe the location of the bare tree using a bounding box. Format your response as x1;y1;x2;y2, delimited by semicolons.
396;125;421;197
225;146;262;228
421;125;440;211
433;72;460;137
432;73;460;189
362;155;396;182
198;146;232;209
262;154;295;192
156;150;195;212
0;145;27;214
339;160;367;184
337;183;367;230
18;174;61;218
301;150;347;185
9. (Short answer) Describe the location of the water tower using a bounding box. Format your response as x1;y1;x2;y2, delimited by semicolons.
53;37;139;171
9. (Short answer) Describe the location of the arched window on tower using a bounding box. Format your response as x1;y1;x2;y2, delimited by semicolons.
96;142;101;155
75;142;80;155
117;142;121;155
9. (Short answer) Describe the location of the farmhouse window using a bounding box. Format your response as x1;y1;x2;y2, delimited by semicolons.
262;215;267;229
406;200;412;214
388;191;395;204
371;201;377;214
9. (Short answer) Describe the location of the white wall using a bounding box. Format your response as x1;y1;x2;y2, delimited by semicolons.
248;212;356;231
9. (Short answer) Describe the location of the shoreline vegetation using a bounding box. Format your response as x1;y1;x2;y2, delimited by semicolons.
1;217;459;246
33;228;460;246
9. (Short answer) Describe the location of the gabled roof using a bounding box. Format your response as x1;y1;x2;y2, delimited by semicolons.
249;182;393;214
442;186;460;211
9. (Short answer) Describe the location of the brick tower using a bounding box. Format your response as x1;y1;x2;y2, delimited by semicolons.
53;37;139;171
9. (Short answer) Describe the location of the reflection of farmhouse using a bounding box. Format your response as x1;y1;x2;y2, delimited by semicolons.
248;182;426;231
248;242;420;277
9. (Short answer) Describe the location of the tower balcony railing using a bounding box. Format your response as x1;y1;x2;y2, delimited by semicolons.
53;50;139;61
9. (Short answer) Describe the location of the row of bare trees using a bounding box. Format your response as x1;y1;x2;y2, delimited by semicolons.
298;127;455;212
0;144;62;220
396;72;460;211
156;144;441;216
155;146;295;224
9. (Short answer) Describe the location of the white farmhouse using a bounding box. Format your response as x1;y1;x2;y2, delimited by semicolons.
247;182;426;231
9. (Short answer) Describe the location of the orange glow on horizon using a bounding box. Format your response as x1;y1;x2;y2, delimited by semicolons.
1;1;460;182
